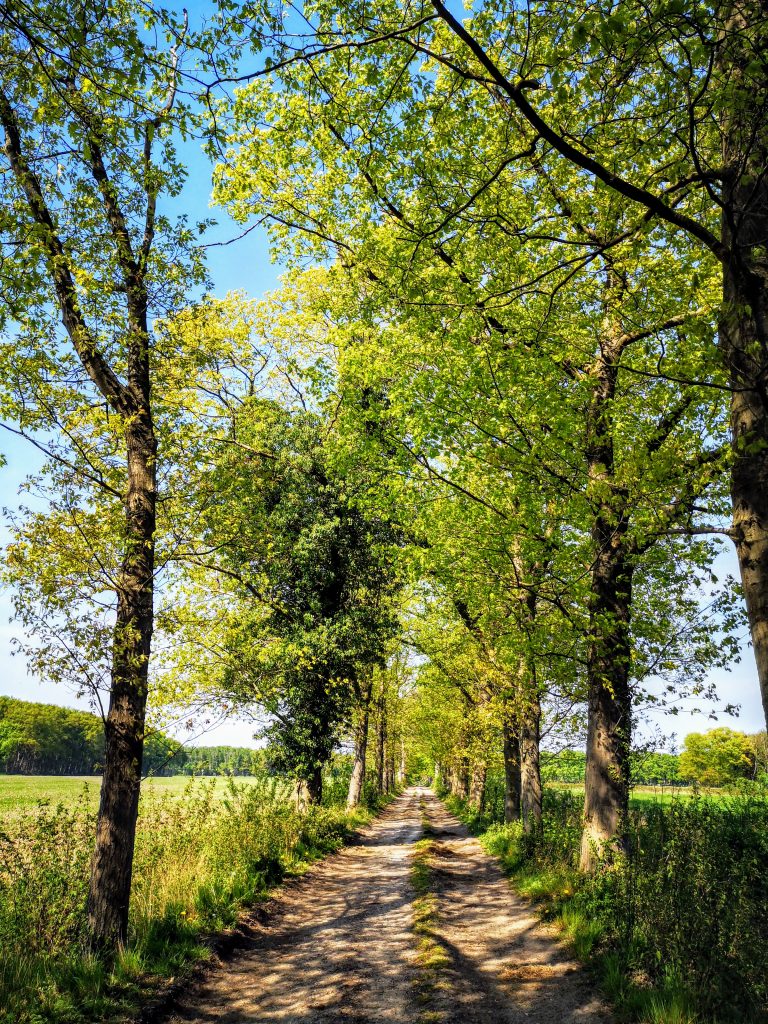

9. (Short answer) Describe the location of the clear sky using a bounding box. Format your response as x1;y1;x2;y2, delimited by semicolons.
0;18;765;751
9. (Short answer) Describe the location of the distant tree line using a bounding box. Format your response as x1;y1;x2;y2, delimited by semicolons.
0;698;263;777
543;730;768;787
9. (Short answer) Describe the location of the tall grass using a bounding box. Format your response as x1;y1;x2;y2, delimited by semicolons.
0;774;374;1023
446;785;768;1024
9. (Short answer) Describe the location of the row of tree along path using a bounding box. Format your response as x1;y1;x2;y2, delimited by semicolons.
164;789;612;1024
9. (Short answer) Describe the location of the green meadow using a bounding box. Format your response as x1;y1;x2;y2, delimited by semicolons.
0;774;264;815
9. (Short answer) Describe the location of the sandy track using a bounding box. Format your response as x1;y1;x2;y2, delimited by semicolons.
421;793;613;1024
161;787;612;1024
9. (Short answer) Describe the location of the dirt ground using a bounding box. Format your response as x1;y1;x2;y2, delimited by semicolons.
162;787;612;1024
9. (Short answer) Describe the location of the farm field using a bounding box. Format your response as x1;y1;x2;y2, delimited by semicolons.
1;774;754;819
0;773;264;814
545;782;739;805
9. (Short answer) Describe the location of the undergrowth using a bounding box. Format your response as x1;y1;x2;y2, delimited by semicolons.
0;774;378;1024
444;786;768;1024
411;798;447;1024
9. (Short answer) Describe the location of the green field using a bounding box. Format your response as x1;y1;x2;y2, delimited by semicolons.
0;774;264;814
545;781;747;806
0;774;741;817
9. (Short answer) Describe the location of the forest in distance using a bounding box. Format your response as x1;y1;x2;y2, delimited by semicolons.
0;1;767;1023
1;696;767;787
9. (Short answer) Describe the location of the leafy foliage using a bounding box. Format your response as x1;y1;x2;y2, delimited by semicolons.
679;728;756;786
0;773;375;1024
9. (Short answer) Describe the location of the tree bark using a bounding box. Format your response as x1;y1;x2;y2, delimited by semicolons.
520;692;542;833
468;761;486;809
580;545;634;870
452;758;469;799
305;763;323;805
375;694;386;794
502;716;521;822
346;703;370;808
87;413;156;947
720;1;768;729
580;325;633;871
386;746;396;792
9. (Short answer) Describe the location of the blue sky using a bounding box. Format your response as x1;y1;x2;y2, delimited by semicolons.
0;9;765;750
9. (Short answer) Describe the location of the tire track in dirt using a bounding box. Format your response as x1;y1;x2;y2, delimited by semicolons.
160;788;612;1024
163;787;425;1024
419;792;613;1024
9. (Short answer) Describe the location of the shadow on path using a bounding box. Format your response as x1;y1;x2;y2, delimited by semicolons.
420;793;613;1024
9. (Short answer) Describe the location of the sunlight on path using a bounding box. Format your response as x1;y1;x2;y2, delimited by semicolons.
420;793;613;1024
162;787;611;1024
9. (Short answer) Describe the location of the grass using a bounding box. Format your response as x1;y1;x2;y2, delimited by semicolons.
410;798;449;1024
445;784;768;1024
0;773;265;814
0;773;381;1024
546;782;736;807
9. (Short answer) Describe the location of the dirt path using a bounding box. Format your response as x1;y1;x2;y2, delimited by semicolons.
162;787;612;1024
165;787;423;1024
420;793;613;1024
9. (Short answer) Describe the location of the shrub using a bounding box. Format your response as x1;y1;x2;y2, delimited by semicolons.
451;784;768;1022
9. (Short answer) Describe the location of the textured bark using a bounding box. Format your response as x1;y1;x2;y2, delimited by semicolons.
468;761;487;809
375;695;386;794
580;323;633;871
452;759;469;800
305;764;323;805
387;757;396;793
720;1;768;728
520;694;542;834
346;705;370;808
580;543;634;870
87;413;156;946
502;717;521;823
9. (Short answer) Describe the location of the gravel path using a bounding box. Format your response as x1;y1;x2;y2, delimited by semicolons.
161;786;612;1024
420;793;614;1024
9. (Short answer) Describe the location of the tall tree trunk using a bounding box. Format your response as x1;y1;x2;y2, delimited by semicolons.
580;550;633;870
398;737;406;784
502;716;521;822
720;1;768;729
520;691;542;833
87;416;156;948
469;761;486;809
581;328;633;871
386;749;396;793
306;763;323;805
452;758;469;799
346;703;370;808
375;694;386;794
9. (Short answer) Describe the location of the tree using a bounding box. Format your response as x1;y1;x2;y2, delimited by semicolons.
167;399;406;803
212;5;743;862
679;727;755;786
0;0;204;947
416;0;768;729
226;0;768;730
